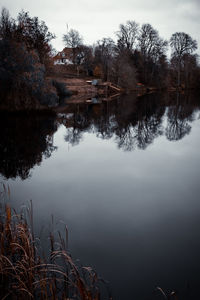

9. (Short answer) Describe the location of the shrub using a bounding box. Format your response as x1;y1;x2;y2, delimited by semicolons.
52;79;72;98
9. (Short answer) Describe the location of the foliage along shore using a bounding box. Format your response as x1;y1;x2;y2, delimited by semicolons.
0;7;200;111
0;185;110;300
0;8;71;112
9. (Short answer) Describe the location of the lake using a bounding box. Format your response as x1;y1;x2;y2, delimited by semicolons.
1;92;200;299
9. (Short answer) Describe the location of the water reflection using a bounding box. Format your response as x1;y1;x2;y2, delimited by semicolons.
0;92;199;180
165;93;196;141
114;93;165;150
0;114;57;180
1;92;200;299
63;92;199;151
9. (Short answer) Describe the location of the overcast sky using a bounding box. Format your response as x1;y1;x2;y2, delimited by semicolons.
1;0;200;54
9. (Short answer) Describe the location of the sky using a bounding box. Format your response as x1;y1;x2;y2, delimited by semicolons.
0;0;200;54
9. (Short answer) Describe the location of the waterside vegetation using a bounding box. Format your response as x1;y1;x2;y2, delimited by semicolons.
0;8;199;111
0;186;186;300
0;185;109;300
0;8;71;111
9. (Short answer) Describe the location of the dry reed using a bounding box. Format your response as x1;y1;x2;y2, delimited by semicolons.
0;184;108;300
0;184;177;300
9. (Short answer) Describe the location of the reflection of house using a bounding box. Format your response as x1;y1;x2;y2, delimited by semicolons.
53;48;74;65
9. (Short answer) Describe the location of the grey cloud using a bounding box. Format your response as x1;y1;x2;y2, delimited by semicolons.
0;0;199;53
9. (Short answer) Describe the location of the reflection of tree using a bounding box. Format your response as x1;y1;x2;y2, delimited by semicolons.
166;107;191;141
62;92;199;151
114;93;165;151
0;114;57;180
116;126;137;151
64;110;90;146
165;93;196;141
136;114;163;150
64;127;83;146
96;115;117;140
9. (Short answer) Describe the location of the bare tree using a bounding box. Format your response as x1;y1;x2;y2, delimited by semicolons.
138;24;168;62
181;53;198;88
94;38;115;81
63;28;83;48
63;28;83;64
170;32;197;87
137;23;168;84
0;7;15;39
75;45;94;76
116;20;139;52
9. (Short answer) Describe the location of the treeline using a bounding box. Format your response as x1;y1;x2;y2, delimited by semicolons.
0;8;70;110
0;7;199;111
62;22;200;90
0;92;198;180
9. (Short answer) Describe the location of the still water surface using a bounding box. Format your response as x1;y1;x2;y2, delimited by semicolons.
1;92;200;299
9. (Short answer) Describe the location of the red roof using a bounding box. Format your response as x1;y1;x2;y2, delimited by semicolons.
53;48;75;60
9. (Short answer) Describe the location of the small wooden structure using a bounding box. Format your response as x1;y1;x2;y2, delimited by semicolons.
86;80;123;95
105;82;122;92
